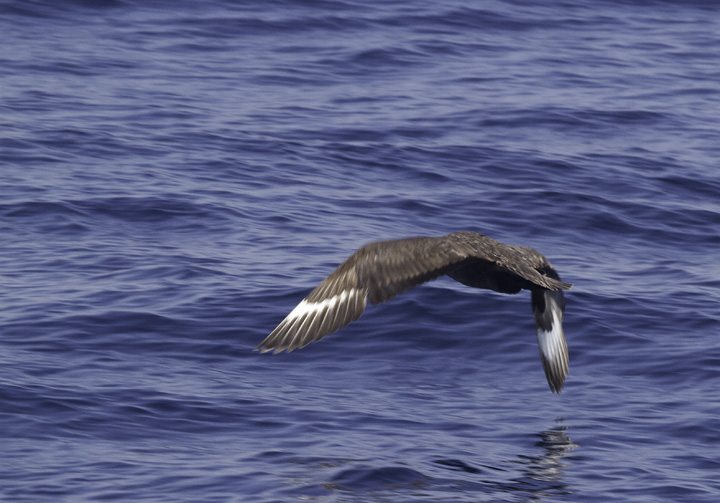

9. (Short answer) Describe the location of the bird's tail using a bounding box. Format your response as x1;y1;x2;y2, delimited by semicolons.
532;288;569;393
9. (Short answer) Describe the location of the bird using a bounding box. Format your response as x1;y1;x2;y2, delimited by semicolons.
256;231;572;393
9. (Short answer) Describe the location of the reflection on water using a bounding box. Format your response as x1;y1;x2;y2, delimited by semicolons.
426;420;578;501
510;420;578;499
302;420;579;502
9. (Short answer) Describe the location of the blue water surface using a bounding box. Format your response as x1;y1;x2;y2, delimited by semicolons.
1;0;720;501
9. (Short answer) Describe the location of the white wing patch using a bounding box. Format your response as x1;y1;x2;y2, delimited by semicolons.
258;288;366;353
537;310;563;363
287;288;357;320
536;305;569;393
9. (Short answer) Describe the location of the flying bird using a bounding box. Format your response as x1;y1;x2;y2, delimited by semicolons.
257;231;572;393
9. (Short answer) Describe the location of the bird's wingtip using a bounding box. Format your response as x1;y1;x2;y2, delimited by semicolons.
534;292;569;393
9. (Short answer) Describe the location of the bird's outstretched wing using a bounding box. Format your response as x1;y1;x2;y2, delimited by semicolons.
256;235;468;353
256;232;571;361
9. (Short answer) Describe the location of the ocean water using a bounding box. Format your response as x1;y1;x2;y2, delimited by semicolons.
1;0;720;501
